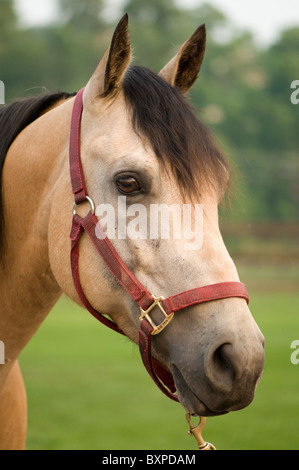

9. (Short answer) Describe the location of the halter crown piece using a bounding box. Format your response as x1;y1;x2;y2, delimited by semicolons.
69;88;250;450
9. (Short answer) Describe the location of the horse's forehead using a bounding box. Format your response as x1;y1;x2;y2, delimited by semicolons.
87;93;130;133
84;96;159;166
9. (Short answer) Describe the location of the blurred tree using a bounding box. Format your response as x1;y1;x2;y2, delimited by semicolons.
0;0;17;33
125;0;177;27
0;0;297;221
58;0;105;31
0;0;38;100
262;27;299;150
121;0;182;70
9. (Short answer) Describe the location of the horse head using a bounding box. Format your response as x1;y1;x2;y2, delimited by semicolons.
49;15;265;417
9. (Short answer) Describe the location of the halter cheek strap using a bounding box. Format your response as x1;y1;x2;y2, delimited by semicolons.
69;88;249;403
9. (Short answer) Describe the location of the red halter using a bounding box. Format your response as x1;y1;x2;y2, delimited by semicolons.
69;88;249;402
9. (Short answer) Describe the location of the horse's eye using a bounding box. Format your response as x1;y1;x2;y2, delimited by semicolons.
116;176;141;194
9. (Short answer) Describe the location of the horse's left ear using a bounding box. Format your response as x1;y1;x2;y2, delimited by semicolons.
159;24;206;94
84;14;131;103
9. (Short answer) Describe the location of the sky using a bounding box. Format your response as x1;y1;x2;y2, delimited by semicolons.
15;0;299;46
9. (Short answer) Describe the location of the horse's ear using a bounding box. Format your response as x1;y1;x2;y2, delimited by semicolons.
159;24;206;95
85;14;131;102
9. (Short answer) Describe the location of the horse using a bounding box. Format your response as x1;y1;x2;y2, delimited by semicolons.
0;15;264;450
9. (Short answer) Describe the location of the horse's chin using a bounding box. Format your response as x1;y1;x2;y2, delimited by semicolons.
171;364;228;417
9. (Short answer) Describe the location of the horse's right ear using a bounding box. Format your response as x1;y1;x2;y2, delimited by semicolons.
159;24;206;95
84;14;131;103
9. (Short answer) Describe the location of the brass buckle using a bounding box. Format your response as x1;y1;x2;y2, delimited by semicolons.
139;295;174;336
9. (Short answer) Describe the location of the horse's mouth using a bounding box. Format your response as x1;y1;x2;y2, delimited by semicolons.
171;364;227;417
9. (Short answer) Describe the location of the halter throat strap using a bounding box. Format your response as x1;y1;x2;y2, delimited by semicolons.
69;88;249;403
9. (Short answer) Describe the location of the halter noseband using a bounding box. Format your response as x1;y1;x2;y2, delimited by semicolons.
69;88;249;402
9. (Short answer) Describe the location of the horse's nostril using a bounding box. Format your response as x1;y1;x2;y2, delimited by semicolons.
205;343;243;394
215;344;235;375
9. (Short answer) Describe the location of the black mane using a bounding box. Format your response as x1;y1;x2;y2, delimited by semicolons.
0;68;229;254
123;66;229;197
0;91;75;252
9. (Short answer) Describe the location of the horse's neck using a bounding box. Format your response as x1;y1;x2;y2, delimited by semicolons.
0;99;73;370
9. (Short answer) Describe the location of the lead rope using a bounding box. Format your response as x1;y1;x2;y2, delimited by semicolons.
186;413;217;450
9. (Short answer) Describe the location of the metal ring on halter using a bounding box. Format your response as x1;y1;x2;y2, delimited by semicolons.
73;196;95;216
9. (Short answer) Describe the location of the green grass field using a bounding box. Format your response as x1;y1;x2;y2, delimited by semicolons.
19;277;299;450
